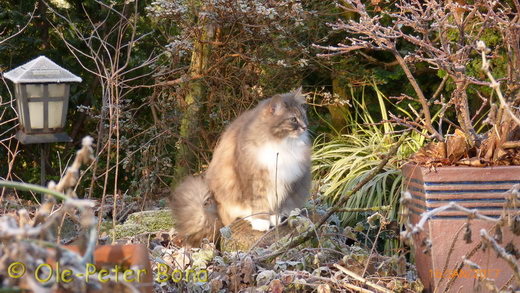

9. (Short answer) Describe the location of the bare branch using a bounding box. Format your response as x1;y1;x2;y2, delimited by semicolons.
478;41;520;127
480;229;520;283
0;4;37;46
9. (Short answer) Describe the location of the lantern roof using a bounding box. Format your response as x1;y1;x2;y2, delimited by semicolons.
3;55;82;83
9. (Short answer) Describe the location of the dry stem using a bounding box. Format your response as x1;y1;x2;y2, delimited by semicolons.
480;229;520;283
478;41;520;127
334;264;393;293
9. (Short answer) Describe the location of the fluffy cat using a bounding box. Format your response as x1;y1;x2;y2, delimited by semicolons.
171;88;311;246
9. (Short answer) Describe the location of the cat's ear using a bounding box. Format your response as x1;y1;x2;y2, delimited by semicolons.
266;95;283;115
292;87;306;104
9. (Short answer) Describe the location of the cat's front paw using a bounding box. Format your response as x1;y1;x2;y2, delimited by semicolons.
270;214;280;226
248;218;271;231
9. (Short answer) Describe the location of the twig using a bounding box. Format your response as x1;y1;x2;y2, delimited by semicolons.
442;235;485;292
357;51;399;68
500;275;515;291
503;141;520;149
435;222;468;289
480;229;520;283
361;213;388;277
391;50;444;141
430;75;449;103
344;283;376;293
334;264;393;293
138;74;203;88
478;41;520;127
462;259;501;292
0;4;37;46
472;91;489;123
336;206;391;213
409;202;498;236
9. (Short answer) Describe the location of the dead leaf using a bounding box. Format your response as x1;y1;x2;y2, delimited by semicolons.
457;157;486;167
256;270;277;287
228;264;240;290
241;256;255;284
281;273;294;285
412;141;447;166
270;279;284;293
317;284;332;293
209;278;223;293
503;141;520;149
446;129;468;163
512;150;520;165
495;147;507;159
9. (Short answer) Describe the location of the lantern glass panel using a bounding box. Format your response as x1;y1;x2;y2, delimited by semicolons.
17;98;26;128
26;84;43;98
28;102;44;129
15;85;26;128
48;101;64;128
48;84;66;98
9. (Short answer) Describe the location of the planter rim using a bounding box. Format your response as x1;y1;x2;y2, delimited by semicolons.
403;162;520;171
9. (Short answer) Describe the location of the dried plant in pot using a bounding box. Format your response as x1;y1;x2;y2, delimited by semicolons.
317;0;520;291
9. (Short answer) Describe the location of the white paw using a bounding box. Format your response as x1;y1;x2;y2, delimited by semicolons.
248;218;271;231
270;214;281;226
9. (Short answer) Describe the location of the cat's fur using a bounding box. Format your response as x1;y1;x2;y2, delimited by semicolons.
170;176;222;245
171;88;311;246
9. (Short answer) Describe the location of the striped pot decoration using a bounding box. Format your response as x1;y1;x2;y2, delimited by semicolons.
402;163;520;293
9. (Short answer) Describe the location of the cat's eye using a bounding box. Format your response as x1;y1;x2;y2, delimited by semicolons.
291;117;297;123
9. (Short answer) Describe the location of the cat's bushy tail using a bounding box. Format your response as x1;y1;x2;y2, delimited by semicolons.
170;176;222;247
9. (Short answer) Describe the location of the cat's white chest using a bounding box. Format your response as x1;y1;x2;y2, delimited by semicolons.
257;137;308;179
255;136;309;208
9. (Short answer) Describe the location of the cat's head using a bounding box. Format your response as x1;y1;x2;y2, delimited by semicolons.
262;87;308;139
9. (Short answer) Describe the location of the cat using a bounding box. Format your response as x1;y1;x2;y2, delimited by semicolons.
171;88;311;246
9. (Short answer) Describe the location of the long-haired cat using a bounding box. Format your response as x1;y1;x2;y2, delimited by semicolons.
171;88;311;246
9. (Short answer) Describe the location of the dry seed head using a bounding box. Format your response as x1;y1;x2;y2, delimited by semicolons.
511;216;520;236
494;226;503;244
79;208;95;228
463;224;472;244
476;40;487;51
34;201;54;224
47;181;56;190
17;209;32;228
463;258;480;270
82;136;94;147
505;242;519;259
400;230;411;244
367;212;382;228
400;191;412;204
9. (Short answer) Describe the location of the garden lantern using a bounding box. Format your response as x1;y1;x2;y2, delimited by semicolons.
4;55;82;144
4;56;82;188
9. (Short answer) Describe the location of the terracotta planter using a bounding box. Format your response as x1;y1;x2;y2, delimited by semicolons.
48;244;153;293
402;163;520;292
